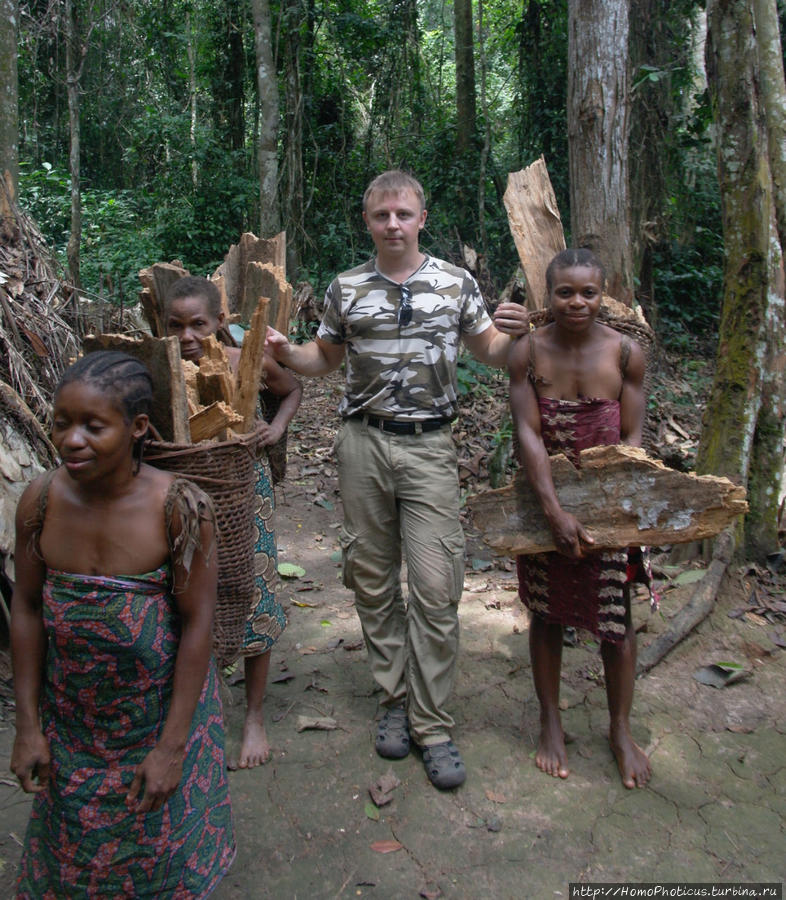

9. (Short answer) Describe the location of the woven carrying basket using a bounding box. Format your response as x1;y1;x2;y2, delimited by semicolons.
529;298;657;451
145;434;258;666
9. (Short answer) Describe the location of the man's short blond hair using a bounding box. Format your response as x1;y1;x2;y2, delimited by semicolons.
362;170;426;211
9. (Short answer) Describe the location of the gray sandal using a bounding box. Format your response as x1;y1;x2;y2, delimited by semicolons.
375;706;411;759
422;740;466;789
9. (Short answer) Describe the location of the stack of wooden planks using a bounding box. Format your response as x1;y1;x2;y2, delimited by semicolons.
84;232;291;445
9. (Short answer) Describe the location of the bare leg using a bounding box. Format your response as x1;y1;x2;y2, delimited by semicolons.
601;589;651;788
231;651;272;770
529;615;569;778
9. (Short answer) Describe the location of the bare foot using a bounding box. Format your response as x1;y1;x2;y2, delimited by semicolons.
609;723;651;788
535;714;569;779
230;718;271;770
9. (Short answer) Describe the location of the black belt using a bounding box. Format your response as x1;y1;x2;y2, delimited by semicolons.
348;413;452;435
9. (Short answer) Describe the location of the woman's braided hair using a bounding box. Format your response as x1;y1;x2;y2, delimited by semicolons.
56;352;154;473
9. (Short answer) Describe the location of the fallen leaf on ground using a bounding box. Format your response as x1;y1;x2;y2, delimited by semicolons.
371;840;402;854
741;640;771;660
369;771;401;806
674;568;708;586
420;886;442;899
270;672;295;684
725;722;754;734
291;599;319;608
485;789;506;804
278;562;306;579
342;639;365;652
485;814;502;833
296;715;337;732
693;662;751;688
364;801;380;821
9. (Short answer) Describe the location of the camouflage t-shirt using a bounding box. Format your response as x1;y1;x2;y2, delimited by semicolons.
317;255;491;420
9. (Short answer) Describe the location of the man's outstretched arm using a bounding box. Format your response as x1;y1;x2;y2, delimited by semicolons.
266;327;346;376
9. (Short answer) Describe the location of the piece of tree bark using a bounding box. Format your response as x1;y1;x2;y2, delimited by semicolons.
82;333;190;443
503;157;567;309
636;528;735;675
234;297;269;431
138;262;190;337
468;445;748;556
189;401;244;443
196;364;235;407
242;261;292;333
213;232;286;318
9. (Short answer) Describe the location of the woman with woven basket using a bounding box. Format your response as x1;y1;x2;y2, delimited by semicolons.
165;276;302;769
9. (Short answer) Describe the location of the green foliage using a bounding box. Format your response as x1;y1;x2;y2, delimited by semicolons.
456;353;496;397
14;0;730;341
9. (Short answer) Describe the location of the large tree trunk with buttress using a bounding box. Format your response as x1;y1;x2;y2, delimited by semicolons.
698;0;786;561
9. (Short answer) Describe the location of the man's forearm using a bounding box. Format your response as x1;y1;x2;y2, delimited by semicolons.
274;339;344;377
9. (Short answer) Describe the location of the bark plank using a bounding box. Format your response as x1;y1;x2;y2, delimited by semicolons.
242;261;292;332
82;333;190;443
468;445;748;555
213;231;286;318
138;262;189;337
234;297;270;431
189;401;244;443
503;157;567;310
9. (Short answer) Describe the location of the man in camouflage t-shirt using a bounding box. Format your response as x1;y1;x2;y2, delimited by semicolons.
266;170;528;789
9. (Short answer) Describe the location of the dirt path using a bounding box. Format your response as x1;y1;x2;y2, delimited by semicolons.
1;375;784;898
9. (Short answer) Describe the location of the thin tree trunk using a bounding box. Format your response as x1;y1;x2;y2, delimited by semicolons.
0;0;18;220
65;0;82;289
284;0;304;274
252;0;281;237
477;0;490;255
454;0;477;160
186;12;198;189
567;0;633;304
698;0;786;560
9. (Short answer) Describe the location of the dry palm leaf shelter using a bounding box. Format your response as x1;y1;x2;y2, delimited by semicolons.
0;190;83;628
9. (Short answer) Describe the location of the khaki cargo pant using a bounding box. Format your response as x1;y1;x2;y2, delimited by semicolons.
335;418;465;746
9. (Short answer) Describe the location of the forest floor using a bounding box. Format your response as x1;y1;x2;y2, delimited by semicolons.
0;357;785;898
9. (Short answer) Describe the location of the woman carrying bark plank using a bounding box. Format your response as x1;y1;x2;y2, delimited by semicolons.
165;275;302;769
509;248;652;789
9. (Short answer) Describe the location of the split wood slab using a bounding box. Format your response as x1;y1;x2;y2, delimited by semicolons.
468;445;748;555
503;156;567;310
82;332;191;444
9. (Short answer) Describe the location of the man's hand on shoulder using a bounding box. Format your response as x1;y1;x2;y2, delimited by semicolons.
493;302;530;337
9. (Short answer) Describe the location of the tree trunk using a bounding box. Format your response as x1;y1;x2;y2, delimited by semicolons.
0;0;18;220
186;12;198;189
698;0;786;561
567;0;634;304
628;0;672;318
283;0;305;274
65;0;82;289
252;0;281;238
454;0;476;160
